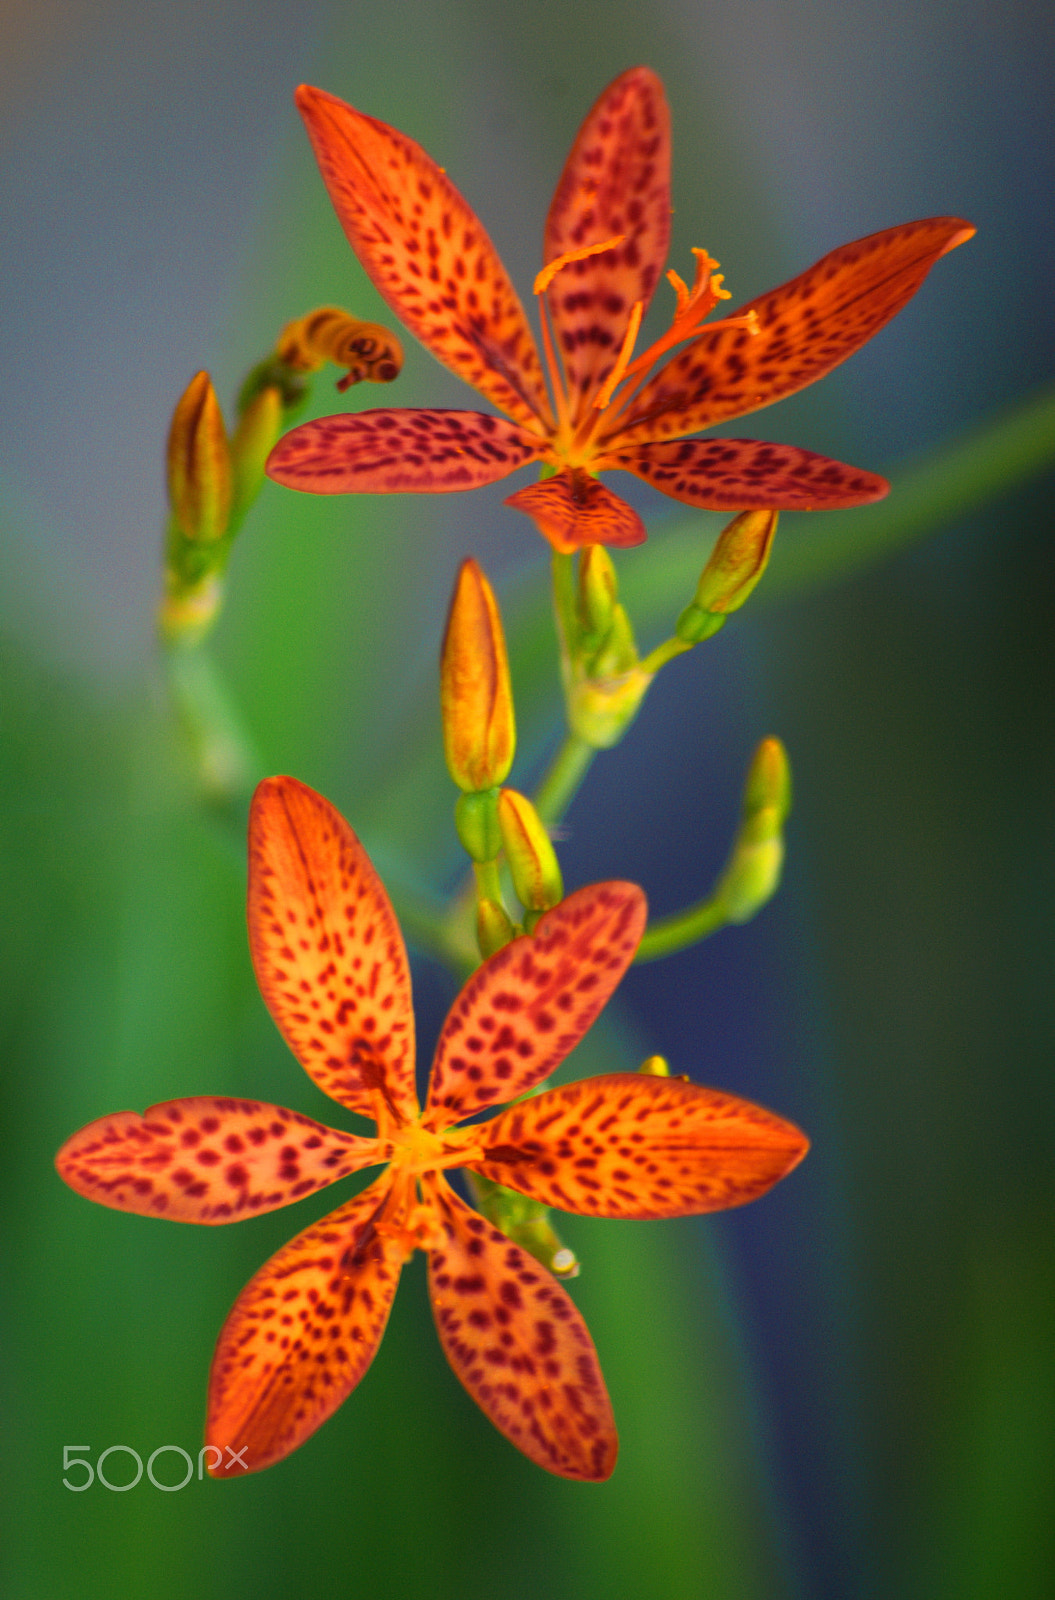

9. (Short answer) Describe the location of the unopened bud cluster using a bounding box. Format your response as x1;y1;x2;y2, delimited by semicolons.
440;559;566;954
567;546;653;748
161;306;402;645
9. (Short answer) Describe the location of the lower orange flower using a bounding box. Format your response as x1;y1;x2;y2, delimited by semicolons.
56;776;808;1480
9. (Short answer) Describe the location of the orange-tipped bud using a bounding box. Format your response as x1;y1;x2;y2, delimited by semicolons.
166;372;233;544
441;559;516;793
497;789;564;913
742;735;792;824
676;509;778;643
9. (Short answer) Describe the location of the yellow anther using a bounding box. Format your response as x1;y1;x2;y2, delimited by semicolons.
593;298;644;410
709;273;731;301
534;234;626;296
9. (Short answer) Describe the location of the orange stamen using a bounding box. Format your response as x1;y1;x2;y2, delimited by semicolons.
593;299;644;410
534;234;626;296
617;250;755;387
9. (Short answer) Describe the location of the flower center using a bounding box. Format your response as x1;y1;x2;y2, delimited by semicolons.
387;1116;483;1177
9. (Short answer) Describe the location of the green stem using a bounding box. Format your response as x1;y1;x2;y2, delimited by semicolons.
634;894;729;963
638;634;693;676
533;732;596;827
473;858;504;904
162;641;261;812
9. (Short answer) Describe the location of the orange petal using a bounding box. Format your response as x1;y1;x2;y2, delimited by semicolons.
206;1177;404;1475
605;437;889;510
295;85;552;432
266;408;543;495
505;469;647;552
248;776;419;1125
610;217;976;443
55;1097;381;1223
424;882;647;1128
543;67;671;418
426;1177;616;1480
471;1073;809;1217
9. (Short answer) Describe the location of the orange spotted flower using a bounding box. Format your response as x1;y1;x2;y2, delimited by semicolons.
266;67;973;552
57;776;807;1480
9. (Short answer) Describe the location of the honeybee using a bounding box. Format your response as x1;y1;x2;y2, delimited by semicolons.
276;307;403;391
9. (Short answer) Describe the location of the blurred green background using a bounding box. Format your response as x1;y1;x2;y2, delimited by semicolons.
2;1;1053;1596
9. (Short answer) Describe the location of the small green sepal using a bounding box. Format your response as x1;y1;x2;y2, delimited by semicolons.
454;789;502;863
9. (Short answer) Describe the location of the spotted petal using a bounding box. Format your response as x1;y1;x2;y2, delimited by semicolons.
248;776;418;1124
543;66;671;416
295;85;552;431
605;437;889;510
55;1097;381;1223
472;1074;809;1219
267;408;543;495
423;882;647;1128
505;470;646;552
426;1177;616;1480
206;1177;404;1475
609;217;975;444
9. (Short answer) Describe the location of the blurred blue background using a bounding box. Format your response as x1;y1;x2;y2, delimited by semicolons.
2;2;1053;1596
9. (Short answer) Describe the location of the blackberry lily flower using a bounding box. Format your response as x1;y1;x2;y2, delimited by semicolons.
56;777;807;1480
266;68;973;551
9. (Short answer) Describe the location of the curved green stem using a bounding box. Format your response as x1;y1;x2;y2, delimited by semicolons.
638;634;693;676
634;894;729;962
162;641;261;814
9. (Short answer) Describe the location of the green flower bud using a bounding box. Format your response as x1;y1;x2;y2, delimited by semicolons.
230;385;283;519
715;738;791;923
578;545;618;639
677;510;778;643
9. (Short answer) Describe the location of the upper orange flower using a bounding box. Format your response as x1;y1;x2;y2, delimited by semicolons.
266;68;973;552
56;776;807;1480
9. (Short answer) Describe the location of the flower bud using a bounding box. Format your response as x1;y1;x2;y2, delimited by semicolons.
676;509;777;642
638;1055;671;1076
588;602;637;679
441;560;516;793
497;789;564;912
578;545;618;638
230;385;283;518
742;735;792;823
715;737;791;923
166;372;233;544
